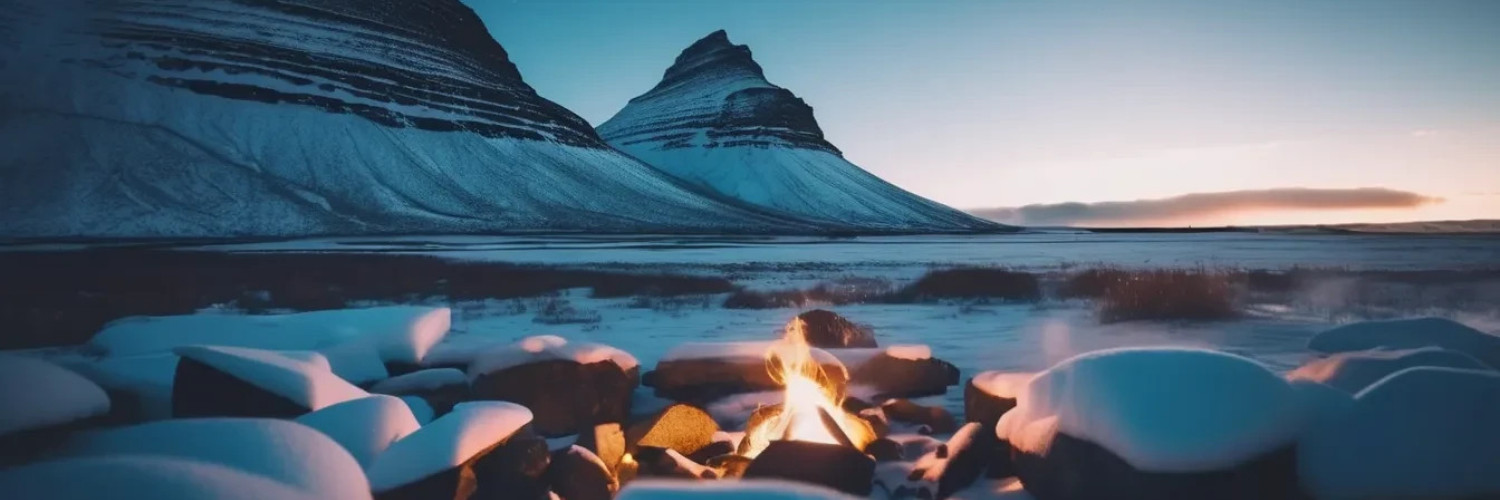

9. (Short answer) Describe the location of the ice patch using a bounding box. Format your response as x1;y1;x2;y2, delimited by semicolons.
467;335;638;379
295;395;420;468
996;347;1306;472
0;354;110;436
174;345;368;411
366;401;533;492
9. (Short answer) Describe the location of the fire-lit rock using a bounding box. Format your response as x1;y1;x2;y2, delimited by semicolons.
626;403;719;456
964;371;1027;428
644;346;849;403
881;398;958;434
705;453;753;478
468;336;639;437
865;437;904;461
793;309;877;348
634;446;720;479
743;440;876;496
575;422;627;473
547;445;617;500
848;351;959;399
368;402;549;500
687;440;736;465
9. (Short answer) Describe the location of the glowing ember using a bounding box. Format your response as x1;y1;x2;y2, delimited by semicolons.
742;318;874;458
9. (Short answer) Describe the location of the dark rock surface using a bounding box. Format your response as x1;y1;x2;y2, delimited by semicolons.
470;359;635;437
744;440;875;496
794;309;877;348
1011;432;1302;500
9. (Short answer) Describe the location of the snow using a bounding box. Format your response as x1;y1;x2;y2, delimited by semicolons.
467;335;638;379
616;479;858;499
55;418;370;499
661;341;843;367
0;455;324;500
399;396;434;425
1298;367;1500;499
969;371;1035;399
174;345;368;411
370;368;467;395
315;341;389;385
64;353;178;420
884;344;933;361
1287;346;1490;393
366;401;533;492
1308;317;1500;369
295;395;421;468
0;354;110;436
996;347;1306;472
90;307;452;365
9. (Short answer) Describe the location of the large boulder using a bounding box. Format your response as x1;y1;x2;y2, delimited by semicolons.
964;371;1030;428
171;346;368;418
997;348;1305;500
880;398;958;434
1299;367;1500;499
793;309;876;348
644;341;848;403
625;403;719;456
743;440;874;496
838;346;958;399
467;336;638;437
371;368;471;417
0;354;110;464
1308;317;1500;369
1287;346;1492;393
547;445;617;500
368;402;549;500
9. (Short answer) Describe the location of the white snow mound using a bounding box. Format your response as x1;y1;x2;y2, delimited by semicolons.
66;353;177;420
1287;346;1490;393
371;368;467;395
366;401;533;492
467;335;638;379
56;418;369;499
1308;317;1500;369
175;345;368;411
1299;367;1500;499
0;455;326;500
996;347;1306;472
618;479;858;499
970;371;1035;399
295;395;420;468
0;354;110;436
92;306;451;365
315;340;390;385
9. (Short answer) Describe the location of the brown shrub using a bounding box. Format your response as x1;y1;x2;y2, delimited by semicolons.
1096;269;1238;322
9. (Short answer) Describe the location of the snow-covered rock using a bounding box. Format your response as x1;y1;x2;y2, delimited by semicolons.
467;336;638;437
0;354;110;437
67;353;178;421
371;368;470;417
295;395;421;468
172;345;368;417
316;340;390;386
1308;317;1500;369
842;348;959;399
367;401;545;499
0;455;324;500
1287;346;1491;393
997;348;1305;498
646;341;848;402
617;479;859;499
91;306;452;366
1299;367;1500;499
964;371;1031;427
400;396;435;425
0;0;806;237
598;30;1001;233
55;418;369;499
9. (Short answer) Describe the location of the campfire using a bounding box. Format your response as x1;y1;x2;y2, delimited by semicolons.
742;318;876;457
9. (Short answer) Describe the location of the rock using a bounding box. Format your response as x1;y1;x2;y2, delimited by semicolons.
294;395;421;468
371;368;472;417
1286;347;1491;393
793;310;876;348
644;341;848;403
857;407;891;438
1308;317;1500;369
547;445;617;500
866;437;904;461
881;399;958;434
471;359;635;437
924;423;993;499
625;403;719;456
575;423;627;473
368;402;548;500
0;354;111;466
704;454;753;478
743;440;875;496
1013;433;1298;500
171;346;366;419
849;352;959;399
686;440;736;465
635;446;719;479
964;372;1026;428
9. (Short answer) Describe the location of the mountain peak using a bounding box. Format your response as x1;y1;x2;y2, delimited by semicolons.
647;30;767;97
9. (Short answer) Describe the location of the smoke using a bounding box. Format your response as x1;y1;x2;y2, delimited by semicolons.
969;187;1442;227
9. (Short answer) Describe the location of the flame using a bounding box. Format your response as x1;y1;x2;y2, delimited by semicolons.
741;318;873;457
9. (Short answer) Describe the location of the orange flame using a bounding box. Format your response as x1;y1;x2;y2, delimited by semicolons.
742;318;873;458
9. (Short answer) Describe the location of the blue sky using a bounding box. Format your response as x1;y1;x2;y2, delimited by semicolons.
467;0;1499;225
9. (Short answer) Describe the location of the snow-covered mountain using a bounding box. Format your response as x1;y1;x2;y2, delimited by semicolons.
598;30;1003;232
0;0;810;238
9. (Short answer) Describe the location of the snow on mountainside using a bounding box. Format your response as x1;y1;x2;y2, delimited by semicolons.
0;0;810;238
598;30;1003;232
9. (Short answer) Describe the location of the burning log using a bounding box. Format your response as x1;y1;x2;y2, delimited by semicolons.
743;440;876;496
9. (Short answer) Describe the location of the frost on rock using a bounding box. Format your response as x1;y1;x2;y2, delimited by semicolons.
0;455;325;500
0;354;110;436
998;347;1305;472
617;478;860;499
173;345;368;416
1287;346;1491;393
1308;317;1500;369
1299;367;1500;500
295;395;421;468
366;401;534;493
91;307;452;365
55;418;369;500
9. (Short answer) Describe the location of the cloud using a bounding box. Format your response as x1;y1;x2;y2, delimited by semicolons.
969;187;1443;227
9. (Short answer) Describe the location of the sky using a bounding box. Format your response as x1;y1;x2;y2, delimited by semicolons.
467;0;1499;226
